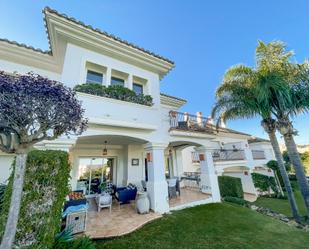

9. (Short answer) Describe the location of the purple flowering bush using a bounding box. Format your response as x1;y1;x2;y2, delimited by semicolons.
0;71;87;249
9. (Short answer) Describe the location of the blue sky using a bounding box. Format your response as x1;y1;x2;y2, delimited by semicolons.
1;0;309;144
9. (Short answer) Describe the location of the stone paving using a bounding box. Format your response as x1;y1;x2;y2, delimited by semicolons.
85;188;210;238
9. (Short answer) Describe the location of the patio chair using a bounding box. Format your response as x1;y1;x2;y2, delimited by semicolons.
167;178;177;199
115;185;137;208
95;193;112;212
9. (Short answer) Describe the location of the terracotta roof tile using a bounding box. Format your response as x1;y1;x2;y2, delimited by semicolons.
0;38;51;55
43;7;174;65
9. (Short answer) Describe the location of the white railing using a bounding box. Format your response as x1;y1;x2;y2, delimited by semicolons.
252;150;266;160
212;149;246;161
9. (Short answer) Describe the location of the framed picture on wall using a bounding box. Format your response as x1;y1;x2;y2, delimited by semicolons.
132;158;139;166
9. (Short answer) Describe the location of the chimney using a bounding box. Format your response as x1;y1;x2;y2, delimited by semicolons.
184;112;189;122
206;116;214;125
196;112;202;126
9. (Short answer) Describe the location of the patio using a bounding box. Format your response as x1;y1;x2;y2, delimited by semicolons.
169;187;212;210
84;188;211;239
84;198;161;239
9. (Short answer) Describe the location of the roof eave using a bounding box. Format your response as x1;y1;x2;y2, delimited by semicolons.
43;7;174;78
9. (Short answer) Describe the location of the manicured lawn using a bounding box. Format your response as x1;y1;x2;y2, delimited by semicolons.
254;183;307;217
96;203;309;249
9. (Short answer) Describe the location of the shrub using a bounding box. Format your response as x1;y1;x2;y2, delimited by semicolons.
218;176;244;198
266;160;284;189
53;236;95;249
223;196;248;206
251;173;279;196
74;83;153;106
0;150;71;248
0;184;6;212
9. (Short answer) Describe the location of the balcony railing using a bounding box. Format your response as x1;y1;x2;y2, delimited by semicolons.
169;111;215;133
212;149;246;161
252;150;266;160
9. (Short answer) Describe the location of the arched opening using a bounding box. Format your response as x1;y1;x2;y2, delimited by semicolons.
71;134;149;196
165;140;212;209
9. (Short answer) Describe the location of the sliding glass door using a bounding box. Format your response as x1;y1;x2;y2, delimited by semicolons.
77;157;115;197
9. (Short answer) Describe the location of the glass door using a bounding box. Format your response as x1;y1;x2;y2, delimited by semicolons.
77;157;115;197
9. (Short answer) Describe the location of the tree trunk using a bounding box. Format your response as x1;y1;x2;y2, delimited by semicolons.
0;152;27;249
267;131;301;221
283;133;309;218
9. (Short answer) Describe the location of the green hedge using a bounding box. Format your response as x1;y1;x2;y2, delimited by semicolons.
74;83;153;106
223;196;248;206
251;173;278;195
0;150;71;248
0;184;6;212
218;176;244;198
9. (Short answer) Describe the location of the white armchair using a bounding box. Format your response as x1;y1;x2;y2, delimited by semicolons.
95;193;112;212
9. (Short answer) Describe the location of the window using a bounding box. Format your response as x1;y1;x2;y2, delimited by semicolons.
86;70;103;84
133;83;143;95
111;77;125;87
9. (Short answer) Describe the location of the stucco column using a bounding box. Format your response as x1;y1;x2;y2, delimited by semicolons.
240;141;254;169
144;142;169;213
127;74;133;90
105;67;111;86
196;147;221;202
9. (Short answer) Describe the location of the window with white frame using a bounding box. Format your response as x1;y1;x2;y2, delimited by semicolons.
86;70;103;84
133;83;143;95
111;76;125;87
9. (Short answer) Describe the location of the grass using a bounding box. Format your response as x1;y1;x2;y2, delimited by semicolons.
253;182;307;217
96;203;309;249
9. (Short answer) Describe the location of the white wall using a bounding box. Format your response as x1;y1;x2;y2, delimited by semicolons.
61;44;161;106
181;146;200;173
0;59;60;81
127;144;145;186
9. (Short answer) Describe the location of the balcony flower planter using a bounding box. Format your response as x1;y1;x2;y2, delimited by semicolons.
74;83;153;106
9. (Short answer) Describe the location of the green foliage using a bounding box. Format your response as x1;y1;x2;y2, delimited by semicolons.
0;150;71;248
266;160;284;190
0;166;14;239
223;196;248;206
218;176;244;198
252;173;279;196
54;235;95;249
97;203;309;249
282;150;309;174
74;83;153;106
0;184;6;212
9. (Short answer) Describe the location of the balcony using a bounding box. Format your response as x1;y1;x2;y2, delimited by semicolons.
77;92;159;130
211;149;246;161
169;111;215;133
252;150;266;160
191;150;246;163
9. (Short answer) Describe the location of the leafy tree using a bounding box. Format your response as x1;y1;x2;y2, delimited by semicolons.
212;41;301;221
266;160;284;193
0;72;87;249
253;42;309;218
283;150;309;174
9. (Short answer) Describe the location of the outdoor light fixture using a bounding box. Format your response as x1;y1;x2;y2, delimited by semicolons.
103;141;108;156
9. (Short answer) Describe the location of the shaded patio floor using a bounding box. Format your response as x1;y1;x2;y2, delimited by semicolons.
84;198;161;239
169;187;212;209
84;188;211;239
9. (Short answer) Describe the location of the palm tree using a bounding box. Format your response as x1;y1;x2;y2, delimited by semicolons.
254;42;309;216
212;70;301;221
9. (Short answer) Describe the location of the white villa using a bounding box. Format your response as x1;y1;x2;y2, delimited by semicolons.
0;8;276;237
